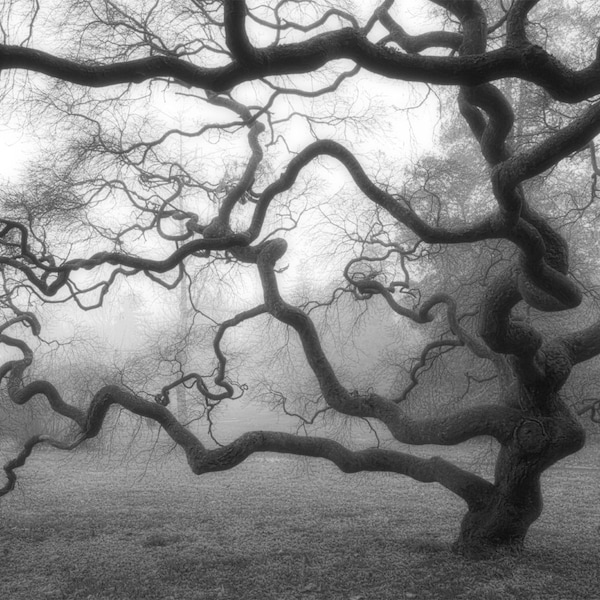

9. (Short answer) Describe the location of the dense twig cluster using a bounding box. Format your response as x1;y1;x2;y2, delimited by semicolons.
0;0;598;552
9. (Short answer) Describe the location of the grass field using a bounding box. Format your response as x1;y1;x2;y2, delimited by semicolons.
0;437;598;600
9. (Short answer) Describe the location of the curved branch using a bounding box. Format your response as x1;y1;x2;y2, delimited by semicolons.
255;6;360;33
249;139;504;245
185;430;495;509
495;100;600;193
506;0;540;47
254;140;581;322
0;333;87;427
158;305;268;402
0;309;499;507
205;92;265;224
557;319;600;366
1;396;493;510
0;384;200;496
223;0;256;63
429;0;487;54
0;266;518;503
576;397;600;423
2;28;600;102
376;4;462;53
256;237;522;445
478;260;561;384
395;338;463;403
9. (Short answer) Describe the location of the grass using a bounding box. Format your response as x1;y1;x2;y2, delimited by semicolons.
0;439;598;600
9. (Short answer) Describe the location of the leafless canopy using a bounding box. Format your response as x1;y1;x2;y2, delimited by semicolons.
1;0;599;554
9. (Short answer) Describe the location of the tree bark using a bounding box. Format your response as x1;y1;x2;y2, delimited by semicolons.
454;388;585;557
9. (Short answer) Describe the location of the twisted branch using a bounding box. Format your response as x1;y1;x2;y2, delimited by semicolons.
1;22;600;101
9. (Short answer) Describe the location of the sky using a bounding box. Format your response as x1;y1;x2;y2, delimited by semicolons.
0;124;28;182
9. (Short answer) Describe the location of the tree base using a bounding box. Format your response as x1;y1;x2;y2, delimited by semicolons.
451;537;525;560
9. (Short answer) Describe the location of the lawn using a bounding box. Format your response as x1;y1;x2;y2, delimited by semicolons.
0;437;598;600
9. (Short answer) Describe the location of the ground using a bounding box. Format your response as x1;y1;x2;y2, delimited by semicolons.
0;438;598;600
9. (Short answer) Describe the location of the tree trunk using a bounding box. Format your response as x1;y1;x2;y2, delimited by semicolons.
454;475;543;557
454;393;586;557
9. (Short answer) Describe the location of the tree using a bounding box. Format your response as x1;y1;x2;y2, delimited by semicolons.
1;0;600;557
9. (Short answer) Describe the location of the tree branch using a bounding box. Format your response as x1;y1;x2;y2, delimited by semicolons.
223;0;256;62
185;430;495;509
1;30;600;101
255;237;522;445
557;319;600;366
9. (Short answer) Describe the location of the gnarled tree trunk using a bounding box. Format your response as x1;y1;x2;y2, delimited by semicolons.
455;386;586;556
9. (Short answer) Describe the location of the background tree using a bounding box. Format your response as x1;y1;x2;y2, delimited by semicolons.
1;0;600;557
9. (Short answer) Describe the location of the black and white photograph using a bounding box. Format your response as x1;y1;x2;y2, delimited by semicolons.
0;1;598;598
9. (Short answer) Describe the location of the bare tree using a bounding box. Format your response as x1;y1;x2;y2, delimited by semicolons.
1;0;600;556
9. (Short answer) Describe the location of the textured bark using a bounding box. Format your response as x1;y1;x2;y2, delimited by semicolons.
2;29;600;102
455;393;585;556
0;0;599;558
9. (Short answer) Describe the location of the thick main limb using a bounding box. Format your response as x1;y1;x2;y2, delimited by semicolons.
0;318;498;508
1;24;600;101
